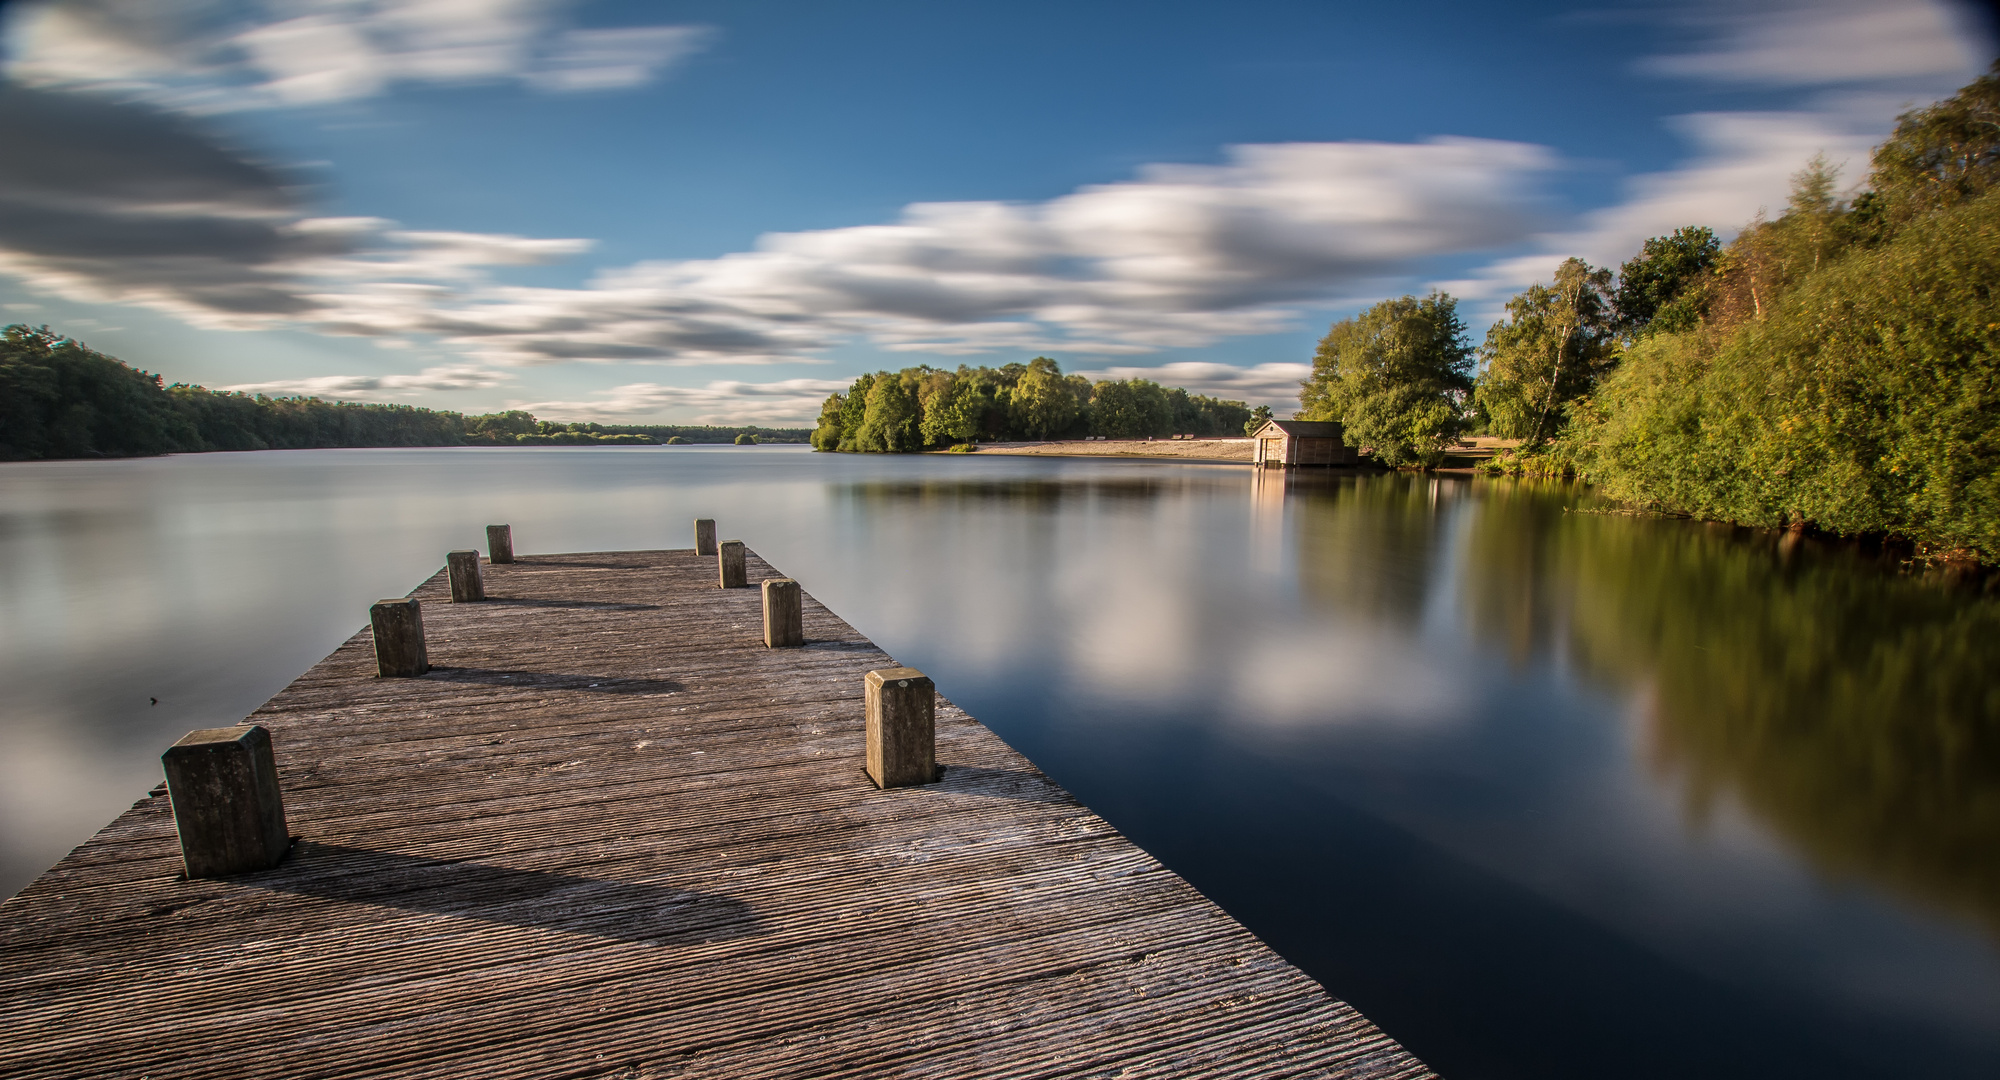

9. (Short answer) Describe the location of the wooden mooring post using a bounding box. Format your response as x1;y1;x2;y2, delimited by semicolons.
368;597;428;676
160;724;289;878
762;577;803;647
866;666;938;788
694;518;717;556
718;539;747;588
447;550;485;602
486;524;514;564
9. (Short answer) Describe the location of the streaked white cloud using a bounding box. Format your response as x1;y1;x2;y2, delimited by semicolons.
1072;361;1312;407
2;0;714;109
525;25;714;93
221;362;514;400
0;107;1558;363
515;378;852;424
408;138;1550;364
1641;0;1982;87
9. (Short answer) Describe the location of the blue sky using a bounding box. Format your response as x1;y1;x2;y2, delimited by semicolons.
0;0;1990;424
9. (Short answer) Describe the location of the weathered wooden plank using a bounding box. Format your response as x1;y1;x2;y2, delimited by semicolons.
0;548;1432;1079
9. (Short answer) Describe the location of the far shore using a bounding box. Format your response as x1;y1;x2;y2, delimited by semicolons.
941;435;1518;467
944;437;1255;462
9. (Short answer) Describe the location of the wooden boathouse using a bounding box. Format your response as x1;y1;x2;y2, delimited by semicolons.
0;532;1431;1079
1252;419;1359;467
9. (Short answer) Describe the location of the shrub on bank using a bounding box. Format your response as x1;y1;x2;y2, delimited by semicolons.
1573;182;2000;560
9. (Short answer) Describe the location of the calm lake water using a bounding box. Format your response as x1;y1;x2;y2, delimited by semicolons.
3;446;1996;1078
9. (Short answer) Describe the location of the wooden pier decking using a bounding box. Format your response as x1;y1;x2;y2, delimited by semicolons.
1;548;1433;1079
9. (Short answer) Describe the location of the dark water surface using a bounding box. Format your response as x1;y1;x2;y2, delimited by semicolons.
3;447;1995;1078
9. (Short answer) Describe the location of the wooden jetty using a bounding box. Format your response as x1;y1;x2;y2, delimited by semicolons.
0;546;1433;1079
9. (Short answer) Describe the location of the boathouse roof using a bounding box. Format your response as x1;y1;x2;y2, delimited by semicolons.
1252;419;1345;438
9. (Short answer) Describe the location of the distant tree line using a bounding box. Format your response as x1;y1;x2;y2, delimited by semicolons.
810;357;1254;452
461;410;805;446
0;330;806;460
1298;63;2000;561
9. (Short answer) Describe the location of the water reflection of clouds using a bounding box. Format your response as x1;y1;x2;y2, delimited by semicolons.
1227;631;1462;729
837;468;1476;729
837;473;1215;703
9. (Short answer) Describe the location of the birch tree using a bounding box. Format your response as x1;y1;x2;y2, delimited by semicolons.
1475;258;1616;444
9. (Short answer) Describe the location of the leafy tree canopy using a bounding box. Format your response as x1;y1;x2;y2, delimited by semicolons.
1869;59;2000;228
1298;291;1474;467
811;357;1252;452
1547;63;2000;561
1475;259;1616;445
1614;226;1720;337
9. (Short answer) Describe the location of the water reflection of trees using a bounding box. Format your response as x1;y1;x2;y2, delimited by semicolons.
1287;471;1465;629
836;477;1213;509
1460;482;2000;936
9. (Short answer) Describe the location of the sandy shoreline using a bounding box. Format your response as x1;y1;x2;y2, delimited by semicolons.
943;436;1518;468
945;438;1255;462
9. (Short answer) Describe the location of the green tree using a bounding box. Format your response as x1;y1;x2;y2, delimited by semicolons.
1299;292;1474;467
1868;60;2000;230
810;392;847;451
1614;226;1720;337
470;410;539;439
1161;386;1251;435
918;368;993;446
852;370;922;451
1475;258;1616;444
1009;356;1083;439
1088;378;1170;438
1702;157;1856;332
0;325;199;459
1244;404;1273;435
829;374;875;451
913;368;954;446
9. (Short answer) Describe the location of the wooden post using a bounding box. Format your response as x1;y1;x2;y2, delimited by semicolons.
486;524;514;564
718;540;747;588
161;725;290;878
370;597;428;677
762;578;803;647
865;667;937;788
447;550;485;602
694;518;717;556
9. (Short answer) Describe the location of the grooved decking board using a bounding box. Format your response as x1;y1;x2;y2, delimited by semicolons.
0;549;1434;1080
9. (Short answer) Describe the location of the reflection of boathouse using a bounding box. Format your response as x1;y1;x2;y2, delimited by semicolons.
1250;419;1358;467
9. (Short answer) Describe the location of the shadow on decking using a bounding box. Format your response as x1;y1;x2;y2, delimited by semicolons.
246;842;762;945
422;667;684;695
799;640;885;653
479;598;660;611
937;766;1079;805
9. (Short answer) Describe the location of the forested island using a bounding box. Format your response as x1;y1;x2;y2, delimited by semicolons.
807;357;1258;450
0;329;806;459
